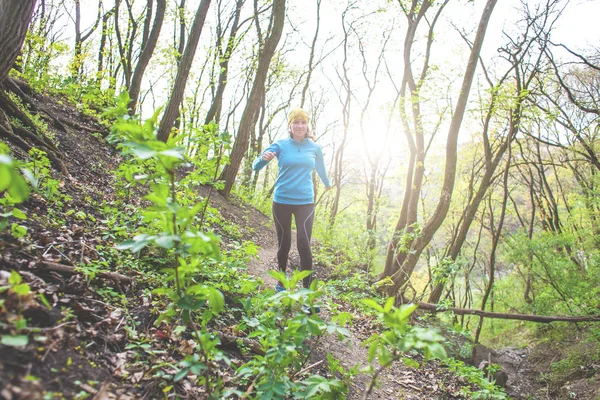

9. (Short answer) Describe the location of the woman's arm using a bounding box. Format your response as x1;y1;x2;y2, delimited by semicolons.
252;142;280;171
315;145;331;188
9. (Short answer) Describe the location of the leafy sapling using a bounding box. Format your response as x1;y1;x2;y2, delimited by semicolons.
361;298;447;399
106;93;227;397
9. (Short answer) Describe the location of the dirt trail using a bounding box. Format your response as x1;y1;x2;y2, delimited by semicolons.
244;223;459;399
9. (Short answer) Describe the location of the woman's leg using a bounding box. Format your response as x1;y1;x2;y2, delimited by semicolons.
272;202;292;274
294;203;315;288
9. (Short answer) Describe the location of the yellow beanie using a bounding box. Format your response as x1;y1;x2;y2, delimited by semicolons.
288;108;309;126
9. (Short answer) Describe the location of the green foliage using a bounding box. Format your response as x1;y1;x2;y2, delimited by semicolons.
362;299;446;365
236;270;349;399
359;299;446;395
505;230;600;316
0;271;32;347
325;272;381;309
444;358;509;399
25;148;70;208
107;93;228;396
104;94;349;397
0;144;31;235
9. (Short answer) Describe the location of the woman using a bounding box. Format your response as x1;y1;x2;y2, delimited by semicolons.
252;107;331;292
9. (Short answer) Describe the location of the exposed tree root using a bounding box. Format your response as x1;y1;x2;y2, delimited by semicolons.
0;84;71;178
216;332;264;355
6;77;106;136
36;260;132;284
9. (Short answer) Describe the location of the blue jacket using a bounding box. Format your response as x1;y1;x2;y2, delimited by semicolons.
252;138;331;205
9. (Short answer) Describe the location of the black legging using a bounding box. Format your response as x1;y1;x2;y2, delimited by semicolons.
272;202;315;288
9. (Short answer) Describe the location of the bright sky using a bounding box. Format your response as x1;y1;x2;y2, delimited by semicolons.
68;0;598;173
288;0;600;174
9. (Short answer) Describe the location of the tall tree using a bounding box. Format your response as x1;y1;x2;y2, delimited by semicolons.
157;0;213;142
204;0;246;125
128;0;166;114
328;1;354;228
379;0;449;280
71;0;102;78
0;0;37;84
219;0;286;197
427;0;558;303
384;0;498;296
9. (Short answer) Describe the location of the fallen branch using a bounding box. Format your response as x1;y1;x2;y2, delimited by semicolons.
216;332;264;355
414;300;600;323
398;381;422;392
36;261;132;284
293;360;324;378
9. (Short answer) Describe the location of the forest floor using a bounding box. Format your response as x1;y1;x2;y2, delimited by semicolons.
1;82;599;399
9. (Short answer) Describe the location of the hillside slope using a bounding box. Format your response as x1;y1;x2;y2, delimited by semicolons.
0;81;532;399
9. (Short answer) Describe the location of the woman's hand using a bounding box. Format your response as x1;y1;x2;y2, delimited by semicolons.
262;151;276;161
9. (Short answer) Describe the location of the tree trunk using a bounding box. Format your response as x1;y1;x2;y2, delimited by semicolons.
0;0;37;84
128;0;166;114
379;0;444;279
219;0;286;197
387;0;498;295
157;0;212;142
204;0;245;125
96;7;115;83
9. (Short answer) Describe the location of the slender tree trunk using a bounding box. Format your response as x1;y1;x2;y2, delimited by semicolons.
474;144;511;345
157;0;212;142
219;0;286;197
387;0;498;296
204;0;245;125
97;7;115;84
128;0;166;114
379;0;446;279
71;0;101;78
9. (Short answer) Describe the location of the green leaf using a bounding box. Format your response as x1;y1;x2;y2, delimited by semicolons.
117;234;156;252
384;297;395;313
397;303;418;322
124;142;156;160
11;223;28;238
402;357;420;369
13;283;31;296
7;171;30;203
154;234;178;249
1;335;29;347
38;293;52;310
21;168;37;188
159;148;184;159
378;345;393;366
173;368;189;382
367;340;378;363
361;298;384;312
0;167;11;191
177;294;203;311
9;270;22;285
424;342;447;360
332;312;353;327
208;288;224;314
414;327;444;342
0;153;13;165
11;208;27;220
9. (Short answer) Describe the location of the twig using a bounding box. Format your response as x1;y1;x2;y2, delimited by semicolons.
398;381;422;392
0;321;76;332
241;376;258;398
114;316;126;333
293;359;324;378
41;338;62;362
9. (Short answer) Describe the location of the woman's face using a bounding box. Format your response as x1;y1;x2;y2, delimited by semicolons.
290;119;308;139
